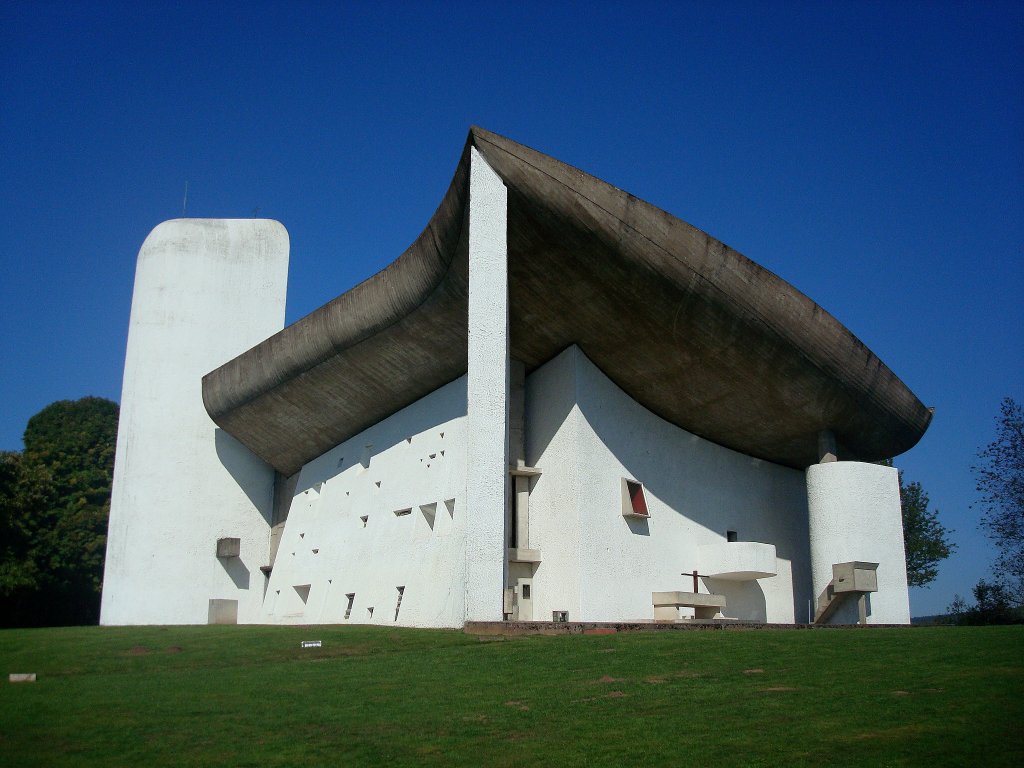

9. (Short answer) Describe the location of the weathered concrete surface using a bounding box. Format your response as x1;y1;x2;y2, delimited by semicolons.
203;127;932;475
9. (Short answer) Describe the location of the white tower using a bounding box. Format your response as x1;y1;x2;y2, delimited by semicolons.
100;219;289;625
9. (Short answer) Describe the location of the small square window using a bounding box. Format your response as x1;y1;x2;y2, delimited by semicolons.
727;530;738;542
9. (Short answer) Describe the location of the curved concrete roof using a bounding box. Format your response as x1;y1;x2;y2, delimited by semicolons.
203;127;932;476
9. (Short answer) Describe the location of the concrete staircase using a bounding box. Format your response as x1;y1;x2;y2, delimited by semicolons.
814;561;879;625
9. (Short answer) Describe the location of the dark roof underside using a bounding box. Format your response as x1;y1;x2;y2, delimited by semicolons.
202;127;932;476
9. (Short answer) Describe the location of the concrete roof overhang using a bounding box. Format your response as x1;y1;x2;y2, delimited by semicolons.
202;127;932;477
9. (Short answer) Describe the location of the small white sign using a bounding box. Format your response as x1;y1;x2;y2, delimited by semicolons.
300;640;322;648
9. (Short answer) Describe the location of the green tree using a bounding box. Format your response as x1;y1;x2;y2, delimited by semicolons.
973;397;1024;595
947;579;1022;625
881;459;955;588
899;473;955;587
0;397;118;627
0;452;54;600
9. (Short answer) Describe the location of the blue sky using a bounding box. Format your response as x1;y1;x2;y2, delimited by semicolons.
1;1;1021;617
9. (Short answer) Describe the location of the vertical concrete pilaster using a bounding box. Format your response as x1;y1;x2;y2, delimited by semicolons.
817;430;838;463
510;360;527;548
465;148;510;622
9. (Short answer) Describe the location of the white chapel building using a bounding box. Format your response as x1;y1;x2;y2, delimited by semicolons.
100;128;932;628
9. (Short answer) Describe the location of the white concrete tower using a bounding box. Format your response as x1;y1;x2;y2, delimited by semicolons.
806;461;911;624
100;219;289;625
464;148;510;622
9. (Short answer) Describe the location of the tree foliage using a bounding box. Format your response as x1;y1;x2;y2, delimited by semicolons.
881;459;955;588
0;397;118;627
0;452;54;597
899;472;955;588
947;579;1023;625
973;397;1024;592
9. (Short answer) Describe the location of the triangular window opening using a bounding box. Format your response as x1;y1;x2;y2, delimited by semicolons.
394;586;405;621
420;503;437;531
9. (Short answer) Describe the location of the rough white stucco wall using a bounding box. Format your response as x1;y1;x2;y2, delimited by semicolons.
524;348;583;620
263;377;468;627
100;219;288;625
464;148;509;622
806;462;911;624
526;346;813;624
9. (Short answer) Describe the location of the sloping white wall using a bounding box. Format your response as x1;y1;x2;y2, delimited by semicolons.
100;219;288;625
807;461;911;624
526;346;813;623
262;376;468;628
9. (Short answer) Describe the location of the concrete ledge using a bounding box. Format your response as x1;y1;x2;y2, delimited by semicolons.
464;621;913;636
507;547;542;563
698;541;778;581
653;591;727;608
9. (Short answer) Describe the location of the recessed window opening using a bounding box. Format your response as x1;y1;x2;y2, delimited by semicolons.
420;503;437;531
360;444;373;469
522;584;531;599
294;584;311;604
394;508;412;517
344;593;354;620
444;498;456;518
336;456;345;468
625;480;649;517
394;586;405;621
312;548;319;554
553;610;568;622
727;530;738;543
367;606;374;618
360;515;368;527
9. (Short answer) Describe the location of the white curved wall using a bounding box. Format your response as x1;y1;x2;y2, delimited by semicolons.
525;346;813;624
262;376;468;628
100;219;288;625
806;461;910;624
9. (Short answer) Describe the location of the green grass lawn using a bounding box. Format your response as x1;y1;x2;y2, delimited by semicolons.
1;624;1021;767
